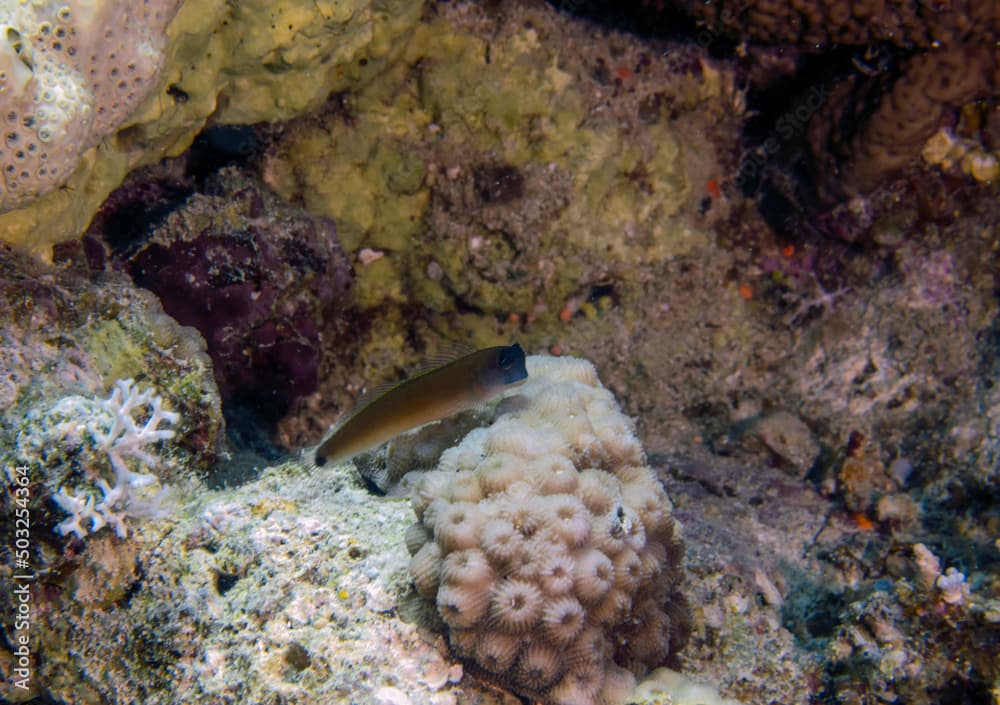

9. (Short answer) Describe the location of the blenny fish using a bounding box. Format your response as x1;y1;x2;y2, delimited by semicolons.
311;343;528;467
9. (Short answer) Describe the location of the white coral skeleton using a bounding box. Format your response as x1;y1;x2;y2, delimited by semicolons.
92;379;180;487
53;379;179;539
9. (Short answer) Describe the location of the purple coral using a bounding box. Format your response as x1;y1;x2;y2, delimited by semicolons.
95;168;353;422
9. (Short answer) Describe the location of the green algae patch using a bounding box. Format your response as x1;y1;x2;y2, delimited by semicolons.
408;21;587;166
554;120;694;262
267;126;430;256
267;13;693;318
85;320;149;383
353;256;409;310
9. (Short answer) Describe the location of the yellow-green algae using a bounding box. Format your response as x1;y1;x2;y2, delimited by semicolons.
266;17;694;319
0;0;425;258
84;320;151;384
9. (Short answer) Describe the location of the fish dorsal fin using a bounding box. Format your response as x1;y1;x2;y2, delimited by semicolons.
318;376;406;442
409;341;478;378
354;378;404;406
322;342;480;437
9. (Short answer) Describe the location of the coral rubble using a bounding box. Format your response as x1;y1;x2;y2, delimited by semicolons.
0;455;494;704
820;541;1000;705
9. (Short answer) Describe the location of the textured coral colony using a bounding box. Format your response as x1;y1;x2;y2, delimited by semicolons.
0;0;181;209
0;0;999;704
406;356;688;704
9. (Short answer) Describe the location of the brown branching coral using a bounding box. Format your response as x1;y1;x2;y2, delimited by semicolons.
677;0;998;47
808;45;999;202
675;0;1000;204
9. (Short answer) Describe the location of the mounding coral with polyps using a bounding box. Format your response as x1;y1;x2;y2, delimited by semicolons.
406;355;690;705
0;0;182;211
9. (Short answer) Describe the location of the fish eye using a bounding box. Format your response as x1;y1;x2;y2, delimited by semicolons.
498;350;512;369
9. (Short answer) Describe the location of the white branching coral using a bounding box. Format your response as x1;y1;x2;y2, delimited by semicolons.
43;379;179;539
51;487;98;539
92;378;179;487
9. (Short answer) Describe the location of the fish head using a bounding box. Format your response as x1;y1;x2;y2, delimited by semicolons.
482;343;528;388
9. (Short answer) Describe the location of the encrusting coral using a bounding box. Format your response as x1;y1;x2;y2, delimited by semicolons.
406;354;690;705
0;0;425;256
0;0;182;210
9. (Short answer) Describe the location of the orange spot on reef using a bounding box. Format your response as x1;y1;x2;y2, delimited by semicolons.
559;305;573;323
550;344;563;356
705;178;721;199
852;513;875;531
616;66;633;81
508;312;521;324
737;283;753;301
781;244;796;258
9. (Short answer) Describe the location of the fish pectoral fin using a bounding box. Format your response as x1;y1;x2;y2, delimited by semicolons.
352;446;392;495
494;392;532;416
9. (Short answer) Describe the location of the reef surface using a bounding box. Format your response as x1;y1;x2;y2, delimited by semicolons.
0;0;998;704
